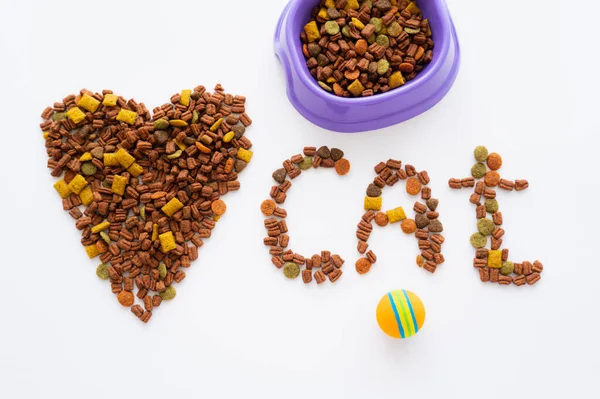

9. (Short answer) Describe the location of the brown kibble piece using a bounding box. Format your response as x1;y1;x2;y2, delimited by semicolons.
314;270;326;284
366;183;382;197
302;269;312;284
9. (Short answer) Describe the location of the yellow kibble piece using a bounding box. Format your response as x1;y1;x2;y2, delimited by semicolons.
102;93;118;106
77;94;101;113
112;175;128;196
159;231;177;253
162;197;184;217
66;107;86;124
115;148;135;168
103;153;120;166
318;8;329;20
304;21;321;43
91;221;111;234
386;207;407;223
116;108;138;125
85;244;101;259
169;119;188;127
79;186;94;206
351;17;365;30
43;131;49;139
348;79;365;96
389;71;406;89
488;250;502;269
152;224;159;241
326;76;337;83
405;2;421;15
364;196;382;211
174;140;187;151
67;174;88;195
345;0;359;10
53;179;71;199
79;152;93;162
214;215;221;222
210;118;223;132
325;0;335;8
223;131;235;143
237;148;253;163
180;89;191;106
127;163;143;177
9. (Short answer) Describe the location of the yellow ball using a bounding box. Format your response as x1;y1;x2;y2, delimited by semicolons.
376;289;426;339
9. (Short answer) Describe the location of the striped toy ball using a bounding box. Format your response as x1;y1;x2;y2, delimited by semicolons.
376;289;426;339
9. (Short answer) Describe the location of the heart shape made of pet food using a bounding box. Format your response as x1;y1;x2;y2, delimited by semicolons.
39;84;253;323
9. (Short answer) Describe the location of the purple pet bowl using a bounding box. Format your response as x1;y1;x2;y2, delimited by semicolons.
274;0;460;133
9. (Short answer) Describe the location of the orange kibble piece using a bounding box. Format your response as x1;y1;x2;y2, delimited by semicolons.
484;171;500;187
355;39;367;55
487;153;503;170
374;212;389;227
334;158;351;175
261;199;277;216
117;291;134;307
406;177;421;195
416;255;425;267
355;257;372;274
211;199;227;216
401;218;417;234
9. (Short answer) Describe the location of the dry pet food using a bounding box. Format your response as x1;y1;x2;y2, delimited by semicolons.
356;159;445;274
40;84;253;322
449;146;543;286
261;146;349;284
301;0;434;97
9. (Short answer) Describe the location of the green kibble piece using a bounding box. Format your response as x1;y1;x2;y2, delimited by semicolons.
470;233;487;248
376;34;389;48
318;81;333;92
367;33;377;44
342;25;351;38
192;110;199;124
283;262;300;279
298;157;313;170
159;285;176;300
153;119;170;130
404;27;421;34
474;146;489;162
324;20;340;35
166;149;182;160
387;21;402;37
81;162;97;176
99;231;111;245
471;163;487;179
363;1;372;10
377;59;390;75
158;263;167;279
370;17;383;33
52;112;67;122
500;261;514;276
485;198;499;214
96;264;110;280
477;218;495;235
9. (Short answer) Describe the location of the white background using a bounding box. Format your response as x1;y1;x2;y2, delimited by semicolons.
1;0;598;398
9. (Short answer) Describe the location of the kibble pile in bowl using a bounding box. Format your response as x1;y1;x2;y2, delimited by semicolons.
301;0;434;97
